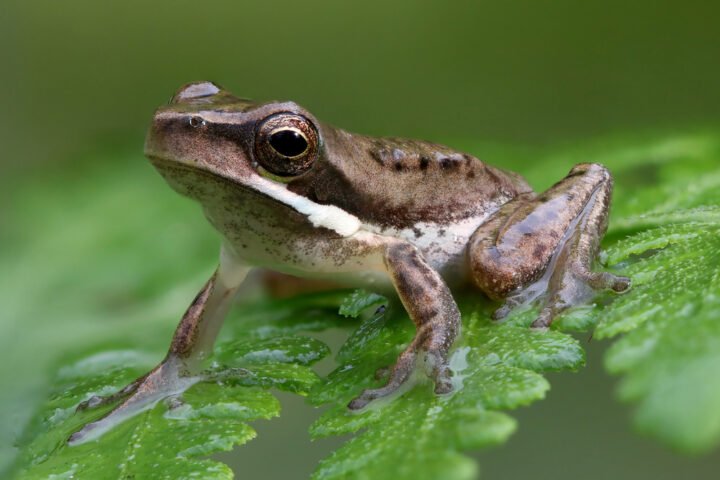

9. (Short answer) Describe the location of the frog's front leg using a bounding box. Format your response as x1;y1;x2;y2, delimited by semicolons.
469;163;631;329
69;249;250;443
348;242;461;410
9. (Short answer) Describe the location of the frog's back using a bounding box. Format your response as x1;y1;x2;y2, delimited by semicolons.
287;125;533;231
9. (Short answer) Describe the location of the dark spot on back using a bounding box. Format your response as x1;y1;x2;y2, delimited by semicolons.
532;244;546;260
419;156;430;170
369;149;384;166
466;170;475;179
394;162;404;171
440;158;453;169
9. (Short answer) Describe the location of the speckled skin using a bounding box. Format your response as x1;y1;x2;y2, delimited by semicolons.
70;82;630;441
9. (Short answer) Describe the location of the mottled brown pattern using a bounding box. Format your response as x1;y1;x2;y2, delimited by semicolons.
288;127;533;229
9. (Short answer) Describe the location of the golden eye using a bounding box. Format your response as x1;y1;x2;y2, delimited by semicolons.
255;113;318;177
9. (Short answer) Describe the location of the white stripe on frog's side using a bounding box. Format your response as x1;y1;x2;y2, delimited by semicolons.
250;175;362;237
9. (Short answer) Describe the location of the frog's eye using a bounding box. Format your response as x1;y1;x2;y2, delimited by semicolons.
255;113;319;177
269;129;308;157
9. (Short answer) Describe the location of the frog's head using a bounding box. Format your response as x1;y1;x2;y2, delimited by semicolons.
144;81;322;200
144;81;361;238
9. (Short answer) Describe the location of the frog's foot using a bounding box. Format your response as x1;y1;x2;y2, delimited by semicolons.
530;260;630;329
76;377;147;411
68;355;198;444
348;333;453;410
470;163;631;329
492;245;631;328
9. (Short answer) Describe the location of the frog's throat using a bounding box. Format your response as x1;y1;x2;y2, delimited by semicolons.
148;155;362;238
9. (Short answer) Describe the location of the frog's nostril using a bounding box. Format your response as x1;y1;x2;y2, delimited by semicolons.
172;81;221;103
189;116;206;128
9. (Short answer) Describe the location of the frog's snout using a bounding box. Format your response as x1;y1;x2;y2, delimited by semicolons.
143;109;171;162
144;83;250;183
144;82;268;197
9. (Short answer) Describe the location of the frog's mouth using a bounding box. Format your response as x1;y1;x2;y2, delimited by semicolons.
145;154;362;239
144;153;248;199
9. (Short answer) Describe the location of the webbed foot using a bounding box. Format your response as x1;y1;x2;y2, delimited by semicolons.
528;264;630;329
491;244;630;328
69;355;198;444
348;336;454;410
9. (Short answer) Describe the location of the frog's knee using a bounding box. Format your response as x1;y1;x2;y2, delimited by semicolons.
469;243;524;301
569;163;612;182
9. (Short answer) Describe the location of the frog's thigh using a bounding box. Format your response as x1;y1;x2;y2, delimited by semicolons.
348;241;461;409
469;163;628;309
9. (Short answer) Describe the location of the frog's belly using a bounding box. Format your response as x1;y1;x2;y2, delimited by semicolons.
222;229;394;292
207;191;490;289
223;215;488;291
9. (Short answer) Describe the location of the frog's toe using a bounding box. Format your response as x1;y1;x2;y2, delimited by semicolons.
491;292;531;322
348;387;389;410
587;271;631;292
491;303;512;322
347;366;414;410
432;365;454;394
529;266;631;329
612;276;632;292
530;306;555;330
434;379;453;395
569;260;631;294
76;379;143;411
348;342;420;410
422;349;453;394
77;395;105;411
69;355;196;444
77;394;116;411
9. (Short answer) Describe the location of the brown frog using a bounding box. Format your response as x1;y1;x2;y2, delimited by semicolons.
70;81;630;442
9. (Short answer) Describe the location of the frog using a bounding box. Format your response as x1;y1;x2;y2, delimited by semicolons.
69;81;630;443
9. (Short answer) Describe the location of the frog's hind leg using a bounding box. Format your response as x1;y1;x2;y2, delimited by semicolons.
469;163;630;329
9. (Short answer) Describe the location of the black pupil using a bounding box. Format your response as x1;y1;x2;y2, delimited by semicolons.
269;130;308;157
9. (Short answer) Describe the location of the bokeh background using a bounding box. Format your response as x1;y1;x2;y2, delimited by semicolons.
2;1;720;478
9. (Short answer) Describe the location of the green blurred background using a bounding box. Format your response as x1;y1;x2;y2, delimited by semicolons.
2;0;720;478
